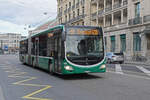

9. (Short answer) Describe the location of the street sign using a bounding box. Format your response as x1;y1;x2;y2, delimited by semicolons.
4;45;8;51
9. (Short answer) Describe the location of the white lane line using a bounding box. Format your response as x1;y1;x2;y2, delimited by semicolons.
136;66;150;76
0;86;5;100
115;64;124;74
108;70;150;80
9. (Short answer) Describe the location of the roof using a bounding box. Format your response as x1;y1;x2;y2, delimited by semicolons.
31;25;64;38
30;19;58;35
20;37;28;42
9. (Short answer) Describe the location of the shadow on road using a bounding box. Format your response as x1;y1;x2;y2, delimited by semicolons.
53;73;105;80
21;63;105;80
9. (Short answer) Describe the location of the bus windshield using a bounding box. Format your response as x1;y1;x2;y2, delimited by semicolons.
66;27;104;65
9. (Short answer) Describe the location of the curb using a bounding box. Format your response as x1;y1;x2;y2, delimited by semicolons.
124;62;150;66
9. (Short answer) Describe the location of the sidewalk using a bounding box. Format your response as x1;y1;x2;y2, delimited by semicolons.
125;60;150;67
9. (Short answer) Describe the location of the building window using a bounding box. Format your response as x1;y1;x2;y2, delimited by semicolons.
59;8;60;13
133;33;141;51
69;13;71;20
82;21;84;25
111;36;115;52
82;6;84;15
65;15;67;22
135;2;140;18
69;2;71;7
120;34;126;52
73;11;75;18
66;4;67;9
73;0;75;5
77;9;80;16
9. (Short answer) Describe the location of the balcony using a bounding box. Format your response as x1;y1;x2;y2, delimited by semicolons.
143;15;150;23
72;5;75;10
68;14;85;23
81;0;85;5
105;6;112;12
128;17;142;25
91;12;97;20
104;23;128;31
113;3;121;9
98;9;104;17
123;0;128;6
58;12;62;17
91;0;97;5
76;2;79;8
68;7;71;12
64;9;67;14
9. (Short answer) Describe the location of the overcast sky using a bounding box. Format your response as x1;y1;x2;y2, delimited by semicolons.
0;0;57;36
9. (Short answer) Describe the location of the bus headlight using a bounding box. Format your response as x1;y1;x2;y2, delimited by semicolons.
64;66;73;71
100;65;106;69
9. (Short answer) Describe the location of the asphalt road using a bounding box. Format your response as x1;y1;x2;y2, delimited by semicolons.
0;55;150;100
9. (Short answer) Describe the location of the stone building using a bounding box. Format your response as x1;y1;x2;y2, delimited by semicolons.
29;19;58;35
0;33;22;53
57;0;150;62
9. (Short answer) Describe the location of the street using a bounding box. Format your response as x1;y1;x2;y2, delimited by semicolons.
0;55;150;100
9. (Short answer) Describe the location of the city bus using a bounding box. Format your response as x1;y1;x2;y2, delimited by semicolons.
19;25;106;74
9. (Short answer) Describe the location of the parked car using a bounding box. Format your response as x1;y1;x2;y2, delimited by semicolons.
106;52;124;64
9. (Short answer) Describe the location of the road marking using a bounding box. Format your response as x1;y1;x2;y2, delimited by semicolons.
0;86;5;100
136;66;150;76
23;85;52;100
1;64;52;100
115;64;124;74
13;77;52;100
13;77;37;85
8;72;27;78
108;70;150;80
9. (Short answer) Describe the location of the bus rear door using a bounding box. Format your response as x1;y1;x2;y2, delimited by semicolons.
35;37;39;67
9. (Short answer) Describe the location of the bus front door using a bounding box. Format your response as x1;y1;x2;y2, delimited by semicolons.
54;37;61;73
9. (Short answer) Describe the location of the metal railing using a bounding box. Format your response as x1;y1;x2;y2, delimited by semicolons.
91;12;97;20
68;7;71;12
123;0;128;6
58;12;62;17
67;14;85;23
105;6;112;12
143;15;150;23
76;2;79;8
128;17;142;25
113;3;121;9
64;9;67;14
72;5;75;10
98;9;104;16
81;0;85;5
91;0;97;5
128;15;150;26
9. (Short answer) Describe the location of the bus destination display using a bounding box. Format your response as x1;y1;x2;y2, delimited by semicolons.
68;28;99;35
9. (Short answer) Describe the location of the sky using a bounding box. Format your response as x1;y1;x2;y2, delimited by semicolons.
0;0;57;36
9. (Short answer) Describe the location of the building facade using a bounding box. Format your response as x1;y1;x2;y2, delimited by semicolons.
0;33;22;53
29;19;58;35
57;0;150;63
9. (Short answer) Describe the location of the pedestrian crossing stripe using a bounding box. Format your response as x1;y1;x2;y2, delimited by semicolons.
136;66;150;76
115;64;124;74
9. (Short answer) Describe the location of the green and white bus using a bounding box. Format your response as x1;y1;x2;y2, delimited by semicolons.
19;25;106;74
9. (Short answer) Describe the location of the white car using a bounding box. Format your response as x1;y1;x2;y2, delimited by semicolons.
106;52;124;64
